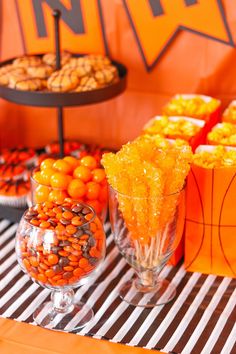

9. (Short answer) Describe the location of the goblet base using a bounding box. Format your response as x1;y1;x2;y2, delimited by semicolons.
119;278;176;308
33;301;94;331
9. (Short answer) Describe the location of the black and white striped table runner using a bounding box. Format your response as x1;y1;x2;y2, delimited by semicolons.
0;219;235;354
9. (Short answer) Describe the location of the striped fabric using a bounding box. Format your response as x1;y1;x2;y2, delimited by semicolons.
0;219;235;354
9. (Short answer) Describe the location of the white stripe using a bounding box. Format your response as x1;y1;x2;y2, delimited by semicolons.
0;224;17;247
17;288;50;322
182;277;232;354
201;288;236;354
1;237;16;258
2;282;40;317
129;268;197;348
1;253;17;273
78;266;134;335
0;220;11;235
1;274;30;307
1;264;22;290
98;265;173;341
220;322;236;354
163;274;216;352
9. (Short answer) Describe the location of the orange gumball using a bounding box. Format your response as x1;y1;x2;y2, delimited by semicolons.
53;159;73;174
73;165;92;182
86;181;101;200
92;168;106;183
50;172;70;189
80;156;97;170
35;185;51;203
63;156;79;169
40;158;56;171
33;171;44;184
68;179;86;199
48;189;68;203
40;168;55;186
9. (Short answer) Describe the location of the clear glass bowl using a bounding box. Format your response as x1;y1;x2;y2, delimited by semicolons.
109;185;185;307
15;202;106;331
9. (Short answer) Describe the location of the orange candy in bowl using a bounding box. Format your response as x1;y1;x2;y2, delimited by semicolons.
31;155;108;221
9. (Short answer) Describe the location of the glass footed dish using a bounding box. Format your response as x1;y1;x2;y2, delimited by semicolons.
15;199;106;331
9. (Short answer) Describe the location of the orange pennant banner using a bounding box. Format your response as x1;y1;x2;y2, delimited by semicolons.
123;0;233;70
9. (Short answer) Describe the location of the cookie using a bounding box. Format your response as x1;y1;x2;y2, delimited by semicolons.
8;72;29;88
84;54;111;71
47;69;79;92
10;77;43;91
75;76;99;92
63;57;92;77
43;52;71;67
0;66;26;86
94;65;118;85
13;56;42;68
27;64;54;79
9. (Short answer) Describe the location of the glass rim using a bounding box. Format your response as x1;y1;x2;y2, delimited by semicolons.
22;202;96;232
109;183;185;199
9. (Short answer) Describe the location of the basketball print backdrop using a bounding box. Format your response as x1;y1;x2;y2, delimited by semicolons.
185;165;236;278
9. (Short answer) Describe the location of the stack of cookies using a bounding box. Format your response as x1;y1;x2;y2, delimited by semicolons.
0;52;119;92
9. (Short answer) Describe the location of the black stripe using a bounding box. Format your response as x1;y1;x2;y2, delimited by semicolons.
1;260;18;279
0;221;13;236
0;248;15;265
76;264;130;335
9;286;44;319
135;268;193;348
173;276;224;353
191;280;234;353
211;293;236;353
0;268;26;299
103;265;179;341
0;232;16;249
0;278;33;314
117;265;181;345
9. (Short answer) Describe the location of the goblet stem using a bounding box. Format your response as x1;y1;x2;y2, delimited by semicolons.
33;288;94;331
135;270;159;292
51;289;74;313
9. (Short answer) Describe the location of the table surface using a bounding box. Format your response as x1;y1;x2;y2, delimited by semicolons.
0;219;236;354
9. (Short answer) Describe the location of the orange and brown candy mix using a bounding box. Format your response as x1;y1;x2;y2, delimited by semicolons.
18;199;105;287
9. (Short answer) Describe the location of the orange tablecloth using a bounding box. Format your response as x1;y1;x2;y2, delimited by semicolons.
0;318;162;354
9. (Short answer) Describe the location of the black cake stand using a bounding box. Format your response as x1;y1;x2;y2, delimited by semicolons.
0;9;127;221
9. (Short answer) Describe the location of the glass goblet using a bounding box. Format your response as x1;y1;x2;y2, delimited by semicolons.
109;185;185;308
15;201;106;331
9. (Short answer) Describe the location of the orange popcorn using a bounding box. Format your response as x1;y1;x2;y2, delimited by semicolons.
143;116;203;141
222;101;236;124
207;123;236;146
193;145;236;169
163;94;220;120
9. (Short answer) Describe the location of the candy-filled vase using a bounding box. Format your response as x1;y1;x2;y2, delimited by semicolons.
109;186;185;307
15;200;106;331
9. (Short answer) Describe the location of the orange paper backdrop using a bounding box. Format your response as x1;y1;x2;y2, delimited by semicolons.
0;0;236;150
